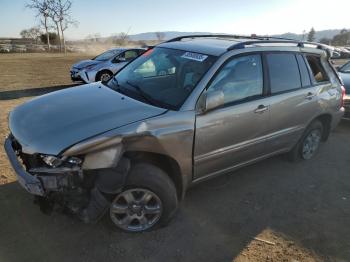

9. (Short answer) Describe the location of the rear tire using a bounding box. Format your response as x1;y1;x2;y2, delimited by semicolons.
288;120;324;161
109;163;178;232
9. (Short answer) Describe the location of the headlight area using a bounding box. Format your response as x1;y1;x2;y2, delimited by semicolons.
33;145;129;223
22;153;86;215
41;155;82;168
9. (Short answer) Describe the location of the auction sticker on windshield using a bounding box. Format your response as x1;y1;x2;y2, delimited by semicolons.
181;52;208;62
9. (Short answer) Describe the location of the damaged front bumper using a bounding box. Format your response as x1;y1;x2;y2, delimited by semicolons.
4;135;129;223
4;137;45;196
4;136;108;222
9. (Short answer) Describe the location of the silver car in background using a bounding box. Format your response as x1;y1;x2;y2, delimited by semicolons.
70;48;146;83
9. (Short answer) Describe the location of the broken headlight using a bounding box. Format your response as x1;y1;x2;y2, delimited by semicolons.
41;155;82;168
41;155;63;167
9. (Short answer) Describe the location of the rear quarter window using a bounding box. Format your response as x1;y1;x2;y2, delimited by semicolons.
305;55;329;83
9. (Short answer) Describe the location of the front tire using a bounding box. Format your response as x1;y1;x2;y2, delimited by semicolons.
288;120;324;161
109;163;178;232
96;70;113;83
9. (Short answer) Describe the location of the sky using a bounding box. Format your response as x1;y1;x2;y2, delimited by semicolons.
0;0;349;39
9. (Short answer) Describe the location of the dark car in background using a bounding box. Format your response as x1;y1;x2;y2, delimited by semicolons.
337;61;350;119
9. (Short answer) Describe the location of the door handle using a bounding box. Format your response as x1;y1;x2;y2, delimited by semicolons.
305;92;316;100
254;105;269;114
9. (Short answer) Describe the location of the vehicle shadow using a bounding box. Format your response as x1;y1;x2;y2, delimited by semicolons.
0;123;349;262
0;83;82;100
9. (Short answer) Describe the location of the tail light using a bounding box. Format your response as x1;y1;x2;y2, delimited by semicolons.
341;85;346;107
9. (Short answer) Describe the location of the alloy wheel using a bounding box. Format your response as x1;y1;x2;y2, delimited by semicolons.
302;129;322;159
110;188;162;232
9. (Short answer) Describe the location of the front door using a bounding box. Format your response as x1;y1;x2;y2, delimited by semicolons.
194;54;270;180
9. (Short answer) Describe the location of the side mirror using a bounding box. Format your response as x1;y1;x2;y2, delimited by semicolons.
204;90;224;112
331;51;341;59
336;66;340;71
114;57;126;63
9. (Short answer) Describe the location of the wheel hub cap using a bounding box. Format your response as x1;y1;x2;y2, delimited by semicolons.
101;73;111;82
302;129;321;159
110;188;162;232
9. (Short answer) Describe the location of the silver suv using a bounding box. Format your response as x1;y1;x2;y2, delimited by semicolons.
5;35;345;232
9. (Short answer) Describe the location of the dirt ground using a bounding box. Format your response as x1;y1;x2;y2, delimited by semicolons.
0;54;350;262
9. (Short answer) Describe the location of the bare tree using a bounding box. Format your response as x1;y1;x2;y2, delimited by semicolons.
112;32;129;46
20;29;30;38
47;0;62;51
155;32;165;42
20;27;42;43
49;0;77;53
26;0;51;50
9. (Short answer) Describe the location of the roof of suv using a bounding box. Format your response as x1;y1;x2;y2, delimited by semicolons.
158;38;248;56
158;35;329;57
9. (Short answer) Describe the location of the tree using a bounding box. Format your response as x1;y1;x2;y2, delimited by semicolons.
40;32;59;45
155;32;165;41
112;32;129;46
307;27;316;42
20;29;30;38
320;37;332;45
21;27;42;43
26;0;51;50
46;0;62;51
332;29;350;46
49;0;78;53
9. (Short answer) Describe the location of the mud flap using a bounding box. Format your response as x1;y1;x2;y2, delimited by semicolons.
79;188;110;224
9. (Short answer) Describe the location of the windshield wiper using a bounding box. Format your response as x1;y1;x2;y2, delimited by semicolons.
126;80;164;108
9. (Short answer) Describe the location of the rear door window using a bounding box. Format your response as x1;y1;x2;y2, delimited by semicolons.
305;55;329;83
266;53;301;94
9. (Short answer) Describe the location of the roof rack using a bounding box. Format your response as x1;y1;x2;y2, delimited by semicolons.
227;40;326;51
165;34;267;43
163;34;330;55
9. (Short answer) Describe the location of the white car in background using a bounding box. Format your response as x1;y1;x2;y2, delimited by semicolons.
70;48;146;83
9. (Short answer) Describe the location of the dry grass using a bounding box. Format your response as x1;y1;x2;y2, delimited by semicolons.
0;53;90;91
0;98;29;184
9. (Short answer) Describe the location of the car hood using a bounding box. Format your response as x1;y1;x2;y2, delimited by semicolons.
9;83;166;155
72;59;100;69
339;72;350;94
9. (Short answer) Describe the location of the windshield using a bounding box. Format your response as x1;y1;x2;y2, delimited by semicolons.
107;47;216;110
340;62;350;73
93;49;121;61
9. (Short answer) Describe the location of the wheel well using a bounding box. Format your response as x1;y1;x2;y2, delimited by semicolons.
124;151;184;200
314;114;332;141
95;69;113;82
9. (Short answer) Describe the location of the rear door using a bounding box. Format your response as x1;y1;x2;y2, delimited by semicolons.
262;52;326;153
194;54;271;180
